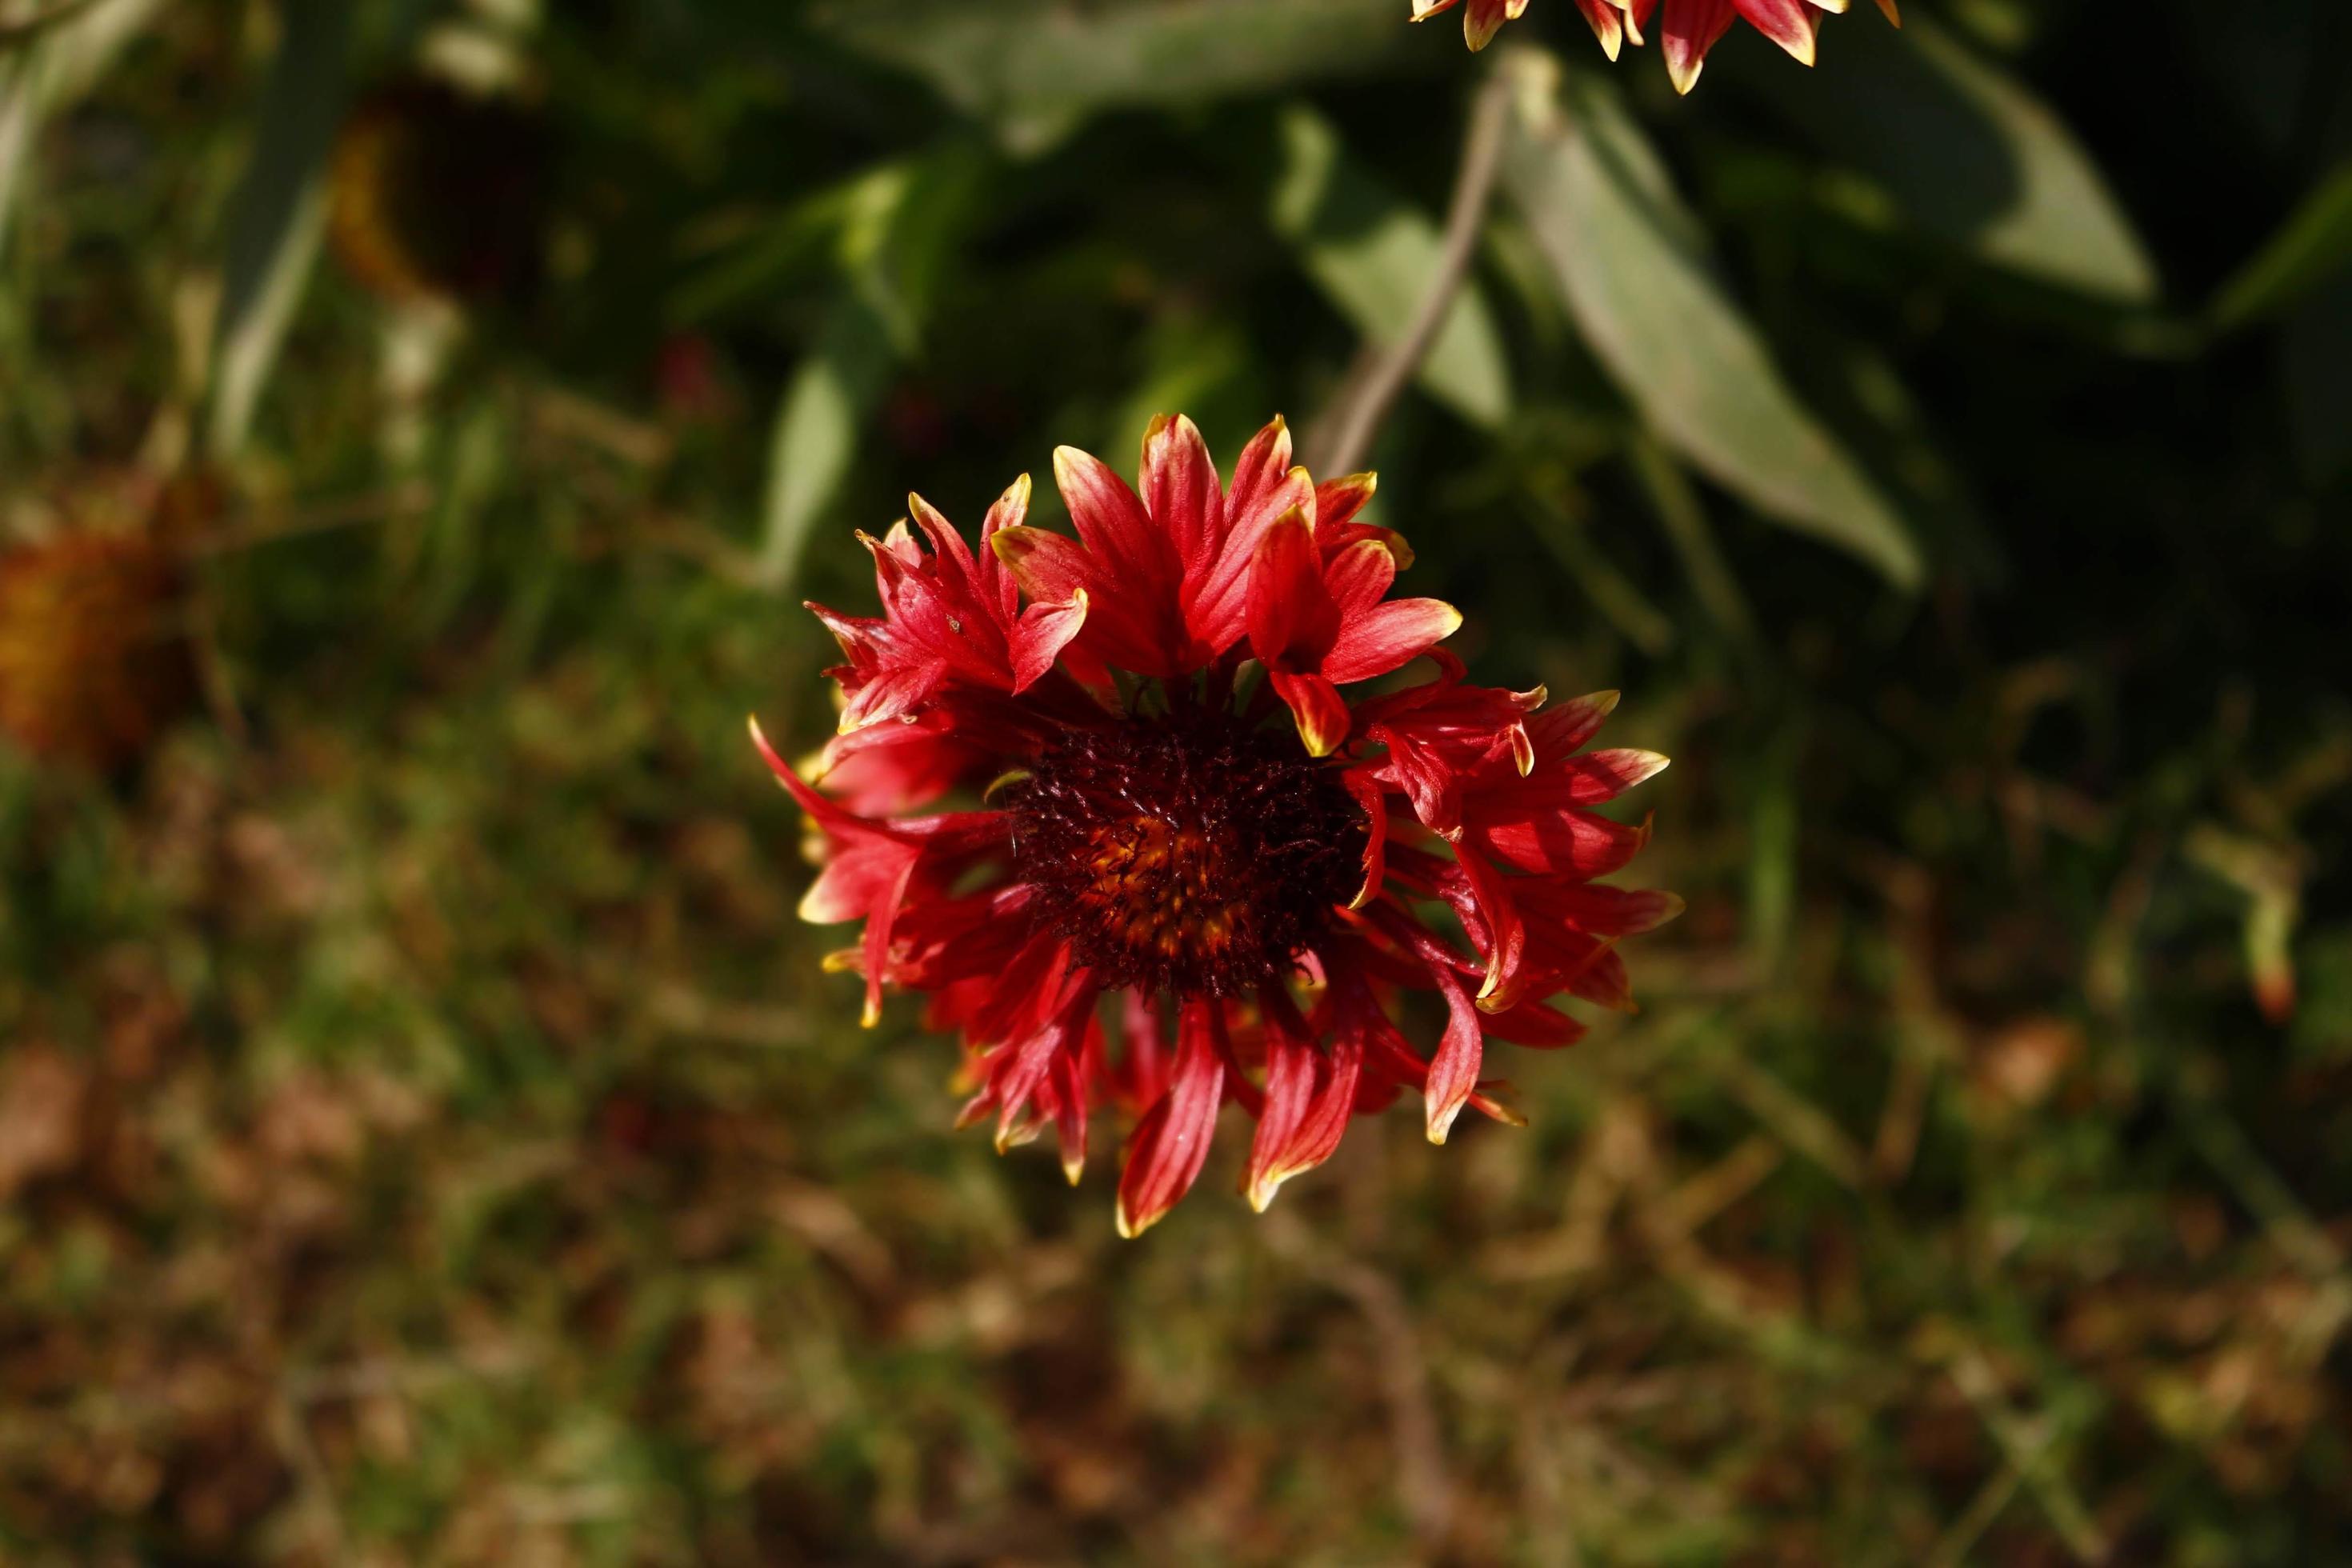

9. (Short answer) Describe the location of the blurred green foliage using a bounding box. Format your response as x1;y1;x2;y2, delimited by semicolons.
2;0;2350;1562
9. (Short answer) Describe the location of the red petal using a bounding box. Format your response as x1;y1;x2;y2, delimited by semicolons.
836;654;949;734
1109;987;1169;1111
1115;1002;1227;1238
1010;590;1086;693
988;522;1090;602
1341;767;1389;907
1463;0;1514;48
975;475;1031;623
1322;598;1462;686
1322;537;1397;618
1225;416;1298;542
906;492;985;610
1526;690;1620;762
1562;747;1674;803
1661;0;1738;92
1473;807;1650;878
1051;1025;1093;1184
1478;998;1589;1048
1193;419;1312;651
1422;959;1484;1143
1735;0;1821;64
1565;945;1635;1011
1246;506;1339;665
1270;668;1351;758
1243;1010;1365;1211
1314;471;1378;530
805;601;886;669
1454;841;1528;1010
1371;725;1465;838
991;524;1166;678
1054;445;1186;671
1573;0;1626;57
1054;444;1166;589
986;983;1097;1152
1142;413;1223;575
1521;882;1686;938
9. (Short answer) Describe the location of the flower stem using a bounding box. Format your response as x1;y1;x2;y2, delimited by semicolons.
1304;64;1515;479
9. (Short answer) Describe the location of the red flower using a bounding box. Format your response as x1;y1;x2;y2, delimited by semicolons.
1413;0;1899;96
758;414;1677;1234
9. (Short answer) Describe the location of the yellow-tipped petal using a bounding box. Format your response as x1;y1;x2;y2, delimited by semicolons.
1294;707;1347;759
1246;1169;1294;1214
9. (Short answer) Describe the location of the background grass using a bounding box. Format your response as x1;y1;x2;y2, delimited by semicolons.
2;0;2350;1562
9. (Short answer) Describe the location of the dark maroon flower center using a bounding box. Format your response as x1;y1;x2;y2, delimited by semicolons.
1006;710;1366;997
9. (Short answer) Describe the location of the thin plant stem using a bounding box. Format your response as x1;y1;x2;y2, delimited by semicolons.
1306;65;1515;479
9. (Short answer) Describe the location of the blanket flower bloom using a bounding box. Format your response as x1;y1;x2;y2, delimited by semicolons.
1413;0;1898;94
0;530;193;770
758;415;1678;1235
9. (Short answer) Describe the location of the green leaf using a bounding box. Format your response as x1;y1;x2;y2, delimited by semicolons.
2214;162;2352;329
757;292;894;594
1268;103;1510;430
810;0;1410;150
1733;14;2157;304
207;0;351;457
1502;58;1922;589
751;143;989;593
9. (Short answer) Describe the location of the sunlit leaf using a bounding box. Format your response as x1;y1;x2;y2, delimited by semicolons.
2215;161;2352;328
754;144;988;593
1732;15;2157;304
1268;103;1510;431
1502;57;1922;589
758;293;894;594
206;0;350;457
810;0;1410;149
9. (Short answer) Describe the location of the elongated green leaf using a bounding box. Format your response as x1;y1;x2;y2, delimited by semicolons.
1503;58;1921;588
758;294;894;594
1269;103;1510;430
2215;162;2352;328
753;143;990;594
810;0;1409;148
1734;15;2156;303
207;0;350;457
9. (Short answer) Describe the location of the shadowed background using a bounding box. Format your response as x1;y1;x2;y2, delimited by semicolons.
2;0;2349;1562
